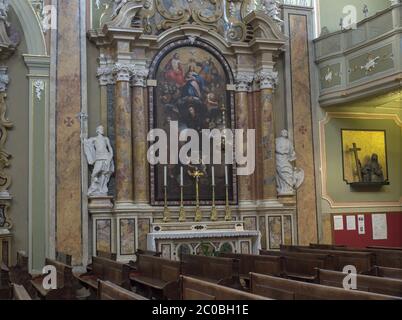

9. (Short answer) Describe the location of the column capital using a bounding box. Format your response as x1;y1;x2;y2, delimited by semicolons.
131;67;149;87
112;63;133;82
0;67;9;93
97;66;115;86
255;70;278;91
235;71;254;92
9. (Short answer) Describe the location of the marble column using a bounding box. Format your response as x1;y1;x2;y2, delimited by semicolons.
113;64;134;205
97;62;114;131
235;72;254;204
131;68;149;205
256;70;279;203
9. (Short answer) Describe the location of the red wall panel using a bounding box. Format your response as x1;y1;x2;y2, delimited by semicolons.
333;213;402;248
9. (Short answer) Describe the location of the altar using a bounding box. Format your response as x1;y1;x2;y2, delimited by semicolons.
147;220;261;260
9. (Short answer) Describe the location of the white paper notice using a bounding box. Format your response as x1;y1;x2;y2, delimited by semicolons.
358;215;365;235
372;214;387;240
334;215;344;231
346;216;356;231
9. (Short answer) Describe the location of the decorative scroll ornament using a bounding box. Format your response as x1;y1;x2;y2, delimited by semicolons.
33;80;45;100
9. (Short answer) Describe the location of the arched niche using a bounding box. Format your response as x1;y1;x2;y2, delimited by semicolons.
10;0;47;56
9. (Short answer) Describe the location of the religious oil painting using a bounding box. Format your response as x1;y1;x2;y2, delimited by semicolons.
151;43;235;205
341;130;388;185
120;219;135;255
96;219;111;253
268;216;283;250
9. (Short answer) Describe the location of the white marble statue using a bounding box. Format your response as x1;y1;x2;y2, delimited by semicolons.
83;125;114;197
262;0;284;24
275;129;304;195
0;0;10;45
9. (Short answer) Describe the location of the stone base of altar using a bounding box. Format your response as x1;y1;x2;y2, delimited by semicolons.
147;221;260;261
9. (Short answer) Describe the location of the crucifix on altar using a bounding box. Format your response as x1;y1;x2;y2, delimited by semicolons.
349;143;363;182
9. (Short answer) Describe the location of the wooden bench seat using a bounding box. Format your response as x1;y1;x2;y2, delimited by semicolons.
30;258;74;300
129;254;180;300
11;284;32;300
364;266;402;280
75;256;130;296
181;276;269;300
181;254;240;287
316;268;402;297
250;273;401;300
98;280;148;300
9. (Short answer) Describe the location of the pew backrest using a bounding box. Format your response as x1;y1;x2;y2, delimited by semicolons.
136;254;181;283
44;258;73;289
316;268;402;297
250;273;401;300
181;276;269;300
181;255;239;283
220;253;283;277
91;256;130;289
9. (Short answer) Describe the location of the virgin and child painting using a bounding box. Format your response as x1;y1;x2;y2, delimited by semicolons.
152;46;235;204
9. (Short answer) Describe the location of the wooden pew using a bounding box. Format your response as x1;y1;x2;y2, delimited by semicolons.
98;280;148;300
0;262;10;299
316;268;402;297
181;254;240;287
281;245;374;273
220;253;283;281
309;244;402;269
56;251;72;266
129;254;180;300
97;251;117;261
367;246;402;251
260;250;333;282
180;276;269;300
249;273;401;300
11;284;32;300
8;251;35;297
30;258;75;300
75;256;130;296
364;266;402;280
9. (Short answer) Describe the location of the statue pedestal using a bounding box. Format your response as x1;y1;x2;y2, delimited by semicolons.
88;196;114;210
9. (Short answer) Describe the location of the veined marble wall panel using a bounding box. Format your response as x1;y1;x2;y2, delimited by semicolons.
55;0;83;265
288;13;318;245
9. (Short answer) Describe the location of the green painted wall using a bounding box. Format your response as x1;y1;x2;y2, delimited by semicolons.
318;0;390;33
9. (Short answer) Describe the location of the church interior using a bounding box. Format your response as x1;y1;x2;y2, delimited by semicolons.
0;0;401;301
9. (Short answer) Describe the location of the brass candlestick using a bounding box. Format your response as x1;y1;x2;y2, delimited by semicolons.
224;183;232;221
189;168;204;222
178;185;186;222
211;184;218;221
163;185;170;223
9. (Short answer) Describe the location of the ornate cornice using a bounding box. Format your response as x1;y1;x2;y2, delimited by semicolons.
255;70;278;90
